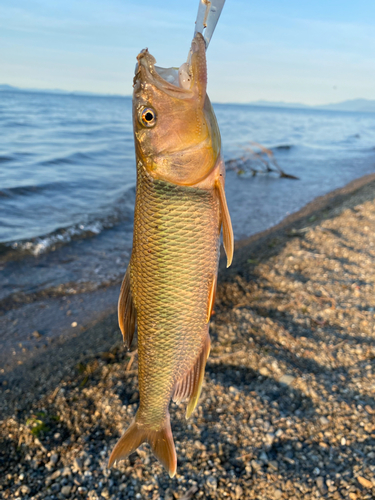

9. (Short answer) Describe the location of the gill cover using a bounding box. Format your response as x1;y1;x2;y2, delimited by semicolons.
133;33;221;186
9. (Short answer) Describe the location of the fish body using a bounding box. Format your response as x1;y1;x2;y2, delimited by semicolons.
109;33;233;476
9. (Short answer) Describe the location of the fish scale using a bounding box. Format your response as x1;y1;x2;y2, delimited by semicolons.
131;165;220;428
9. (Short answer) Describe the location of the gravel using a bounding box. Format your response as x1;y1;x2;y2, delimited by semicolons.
1;180;375;499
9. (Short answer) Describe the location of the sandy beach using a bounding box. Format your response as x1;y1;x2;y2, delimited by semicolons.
1;174;375;500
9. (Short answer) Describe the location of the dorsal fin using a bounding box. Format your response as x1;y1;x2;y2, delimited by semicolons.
173;334;211;419
118;266;136;349
216;174;234;267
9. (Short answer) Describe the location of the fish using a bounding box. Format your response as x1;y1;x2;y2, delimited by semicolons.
108;32;233;477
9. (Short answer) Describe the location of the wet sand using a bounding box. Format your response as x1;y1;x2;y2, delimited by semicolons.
1;174;375;499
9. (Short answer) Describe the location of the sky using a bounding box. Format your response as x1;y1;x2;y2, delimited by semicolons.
1;0;375;104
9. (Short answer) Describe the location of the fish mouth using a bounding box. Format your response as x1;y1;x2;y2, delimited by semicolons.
134;33;205;97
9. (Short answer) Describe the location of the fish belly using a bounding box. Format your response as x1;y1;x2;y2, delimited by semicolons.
131;164;220;428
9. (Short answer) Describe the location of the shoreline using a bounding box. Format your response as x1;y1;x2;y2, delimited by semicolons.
1;172;375;498
227;171;375;271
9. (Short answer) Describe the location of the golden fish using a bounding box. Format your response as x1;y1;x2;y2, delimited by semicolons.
108;33;233;477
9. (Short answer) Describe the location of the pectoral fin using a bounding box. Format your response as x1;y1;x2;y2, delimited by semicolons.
173;334;211;419
118;266;136;349
206;274;217;323
216;175;234;267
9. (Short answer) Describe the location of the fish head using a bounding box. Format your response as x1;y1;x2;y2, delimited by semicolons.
133;33;220;186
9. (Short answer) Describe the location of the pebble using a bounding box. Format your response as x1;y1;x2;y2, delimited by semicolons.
251;460;262;471
365;405;374;414
357;476;373;489
235;485;243;498
73;458;82;471
50;470;61;480
206;476;217;490
316;476;328;495
88;491;100;500
19;485;31;495
268;461;279;471
265;432;275;446
61;467;71;477
61;485;72;497
279;374;295;386
51;483;60;493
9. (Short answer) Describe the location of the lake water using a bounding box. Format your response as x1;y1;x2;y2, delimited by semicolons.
0;90;374;299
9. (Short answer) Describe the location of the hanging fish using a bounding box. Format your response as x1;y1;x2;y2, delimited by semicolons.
108;11;233;478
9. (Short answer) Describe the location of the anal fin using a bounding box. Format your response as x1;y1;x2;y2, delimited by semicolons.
173;334;211;419
118;266;136;349
216;174;234;268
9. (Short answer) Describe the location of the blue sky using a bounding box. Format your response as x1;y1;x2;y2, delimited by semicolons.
1;0;375;104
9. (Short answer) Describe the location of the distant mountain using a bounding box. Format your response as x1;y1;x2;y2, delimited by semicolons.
248;100;310;109
248;98;375;113
0;84;18;91
318;99;375;113
0;84;127;98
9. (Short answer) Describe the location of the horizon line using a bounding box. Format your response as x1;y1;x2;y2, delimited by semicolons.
0;83;374;109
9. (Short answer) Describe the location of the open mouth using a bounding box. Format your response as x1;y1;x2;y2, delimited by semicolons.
155;35;202;90
154;63;192;90
135;34;204;92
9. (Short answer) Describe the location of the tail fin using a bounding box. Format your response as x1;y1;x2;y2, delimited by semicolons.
108;413;177;477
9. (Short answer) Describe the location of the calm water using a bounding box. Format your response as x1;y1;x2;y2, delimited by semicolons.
0;90;374;299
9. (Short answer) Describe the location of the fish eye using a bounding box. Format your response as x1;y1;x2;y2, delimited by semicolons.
140;107;157;127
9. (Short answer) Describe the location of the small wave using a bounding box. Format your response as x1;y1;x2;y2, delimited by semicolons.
5;120;31;128
1;177;136;260
338;134;361;143
0;155;14;163
0;182;63;198
40;157;74;166
9;221;106;256
5;186;135;257
273;144;294;150
40;151;92;167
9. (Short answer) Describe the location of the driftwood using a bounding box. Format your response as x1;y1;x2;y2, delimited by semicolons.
227;141;299;179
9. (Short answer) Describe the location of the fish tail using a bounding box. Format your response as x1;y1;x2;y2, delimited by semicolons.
108;412;177;477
